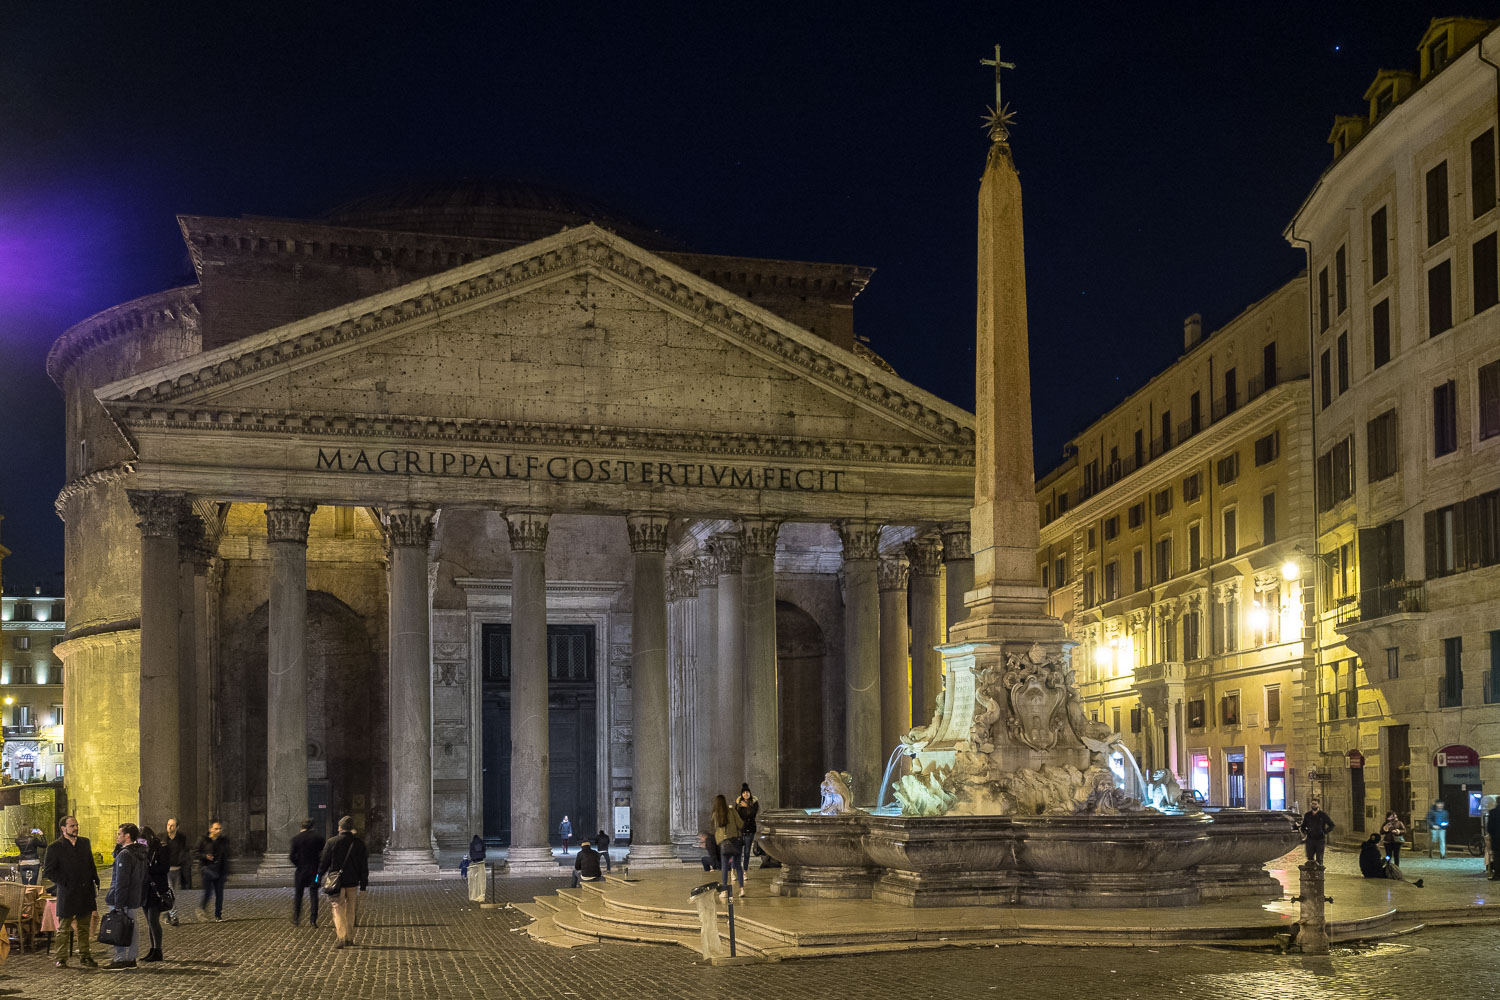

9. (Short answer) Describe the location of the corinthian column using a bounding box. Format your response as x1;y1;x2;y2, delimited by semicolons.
129;490;185;827
837;520;881;807
262;499;316;874
710;533;744;797
941;525;974;640
176;510;208;836
907;535;944;727
625;513;677;865
693;548;721;814
740;518;781;806
504;508;554;872
878;554;911;756
382;503;439;873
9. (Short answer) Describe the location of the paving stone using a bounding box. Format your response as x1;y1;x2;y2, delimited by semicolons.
2;860;1497;1000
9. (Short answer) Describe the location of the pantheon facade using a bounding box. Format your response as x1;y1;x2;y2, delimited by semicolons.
49;185;976;870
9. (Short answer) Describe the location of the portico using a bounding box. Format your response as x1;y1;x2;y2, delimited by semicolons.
72;224;975;865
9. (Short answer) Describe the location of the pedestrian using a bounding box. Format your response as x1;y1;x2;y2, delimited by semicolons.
559;814;572;853
1358;834;1386;878
697;831;721;873
1425;799;1450;859
195;819;230;921
164;816;191;895
1380;810;1407;866
1298;797;1335;866
459;833;485;879
290;818;326;927
17;827;45;884
572;840;604;887
711;793;745;897
735;785;759;874
593;828;612;872
318;815;369;950
139;826;170;962
104;823;148;970
43;815;99;968
1486;795;1500;881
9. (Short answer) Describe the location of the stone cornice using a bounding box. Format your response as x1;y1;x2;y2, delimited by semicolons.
54;462;137;521
96;226;974;447
48;286;201;387
106;405;974;467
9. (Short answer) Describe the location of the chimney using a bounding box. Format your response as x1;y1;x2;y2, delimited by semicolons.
1183;313;1203;350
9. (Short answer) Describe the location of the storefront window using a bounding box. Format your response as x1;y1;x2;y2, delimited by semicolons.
1191;753;1210;802
1265;750;1287;810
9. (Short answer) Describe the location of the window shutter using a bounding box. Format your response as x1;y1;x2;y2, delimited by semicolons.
1425;509;1441;578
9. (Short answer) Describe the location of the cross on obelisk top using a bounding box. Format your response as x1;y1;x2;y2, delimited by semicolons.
980;43;1016;142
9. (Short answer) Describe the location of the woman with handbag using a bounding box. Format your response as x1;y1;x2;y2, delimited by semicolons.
1381;811;1408;866
102;823;147;970
711;794;745;898
139;827;172;962
318;815;369;950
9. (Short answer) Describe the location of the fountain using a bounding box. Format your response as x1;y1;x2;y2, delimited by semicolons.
755;47;1299;908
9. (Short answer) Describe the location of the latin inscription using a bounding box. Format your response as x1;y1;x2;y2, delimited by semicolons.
314;448;844;492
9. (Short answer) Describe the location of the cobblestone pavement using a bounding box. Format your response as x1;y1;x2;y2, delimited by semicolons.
1;863;1496;1000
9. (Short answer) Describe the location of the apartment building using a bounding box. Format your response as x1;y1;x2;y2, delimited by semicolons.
1037;279;1314;810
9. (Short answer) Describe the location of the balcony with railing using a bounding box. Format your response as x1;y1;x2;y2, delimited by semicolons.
1336;580;1427;628
1;725;39;739
1439;676;1465;709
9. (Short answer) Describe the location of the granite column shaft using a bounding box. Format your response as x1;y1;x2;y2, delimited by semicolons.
837;521;881;807
130;491;184;827
263;500;315;869
626;513;676;864
384;504;438;871
878;555;911;756
712;535;745;797
740;519;781;806
504;509;553;871
907;536;944;727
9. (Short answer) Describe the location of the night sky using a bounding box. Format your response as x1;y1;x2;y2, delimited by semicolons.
0;1;1474;591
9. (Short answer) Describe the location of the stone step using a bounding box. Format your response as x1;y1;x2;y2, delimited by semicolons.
508;901;556;921
540;881;777;957
523;911;595;949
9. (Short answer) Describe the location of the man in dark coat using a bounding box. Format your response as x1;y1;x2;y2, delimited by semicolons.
163;817;189;925
289;818;326;927
195;820;230;920
1299;797;1335;866
44;815;99;967
104;823;148;969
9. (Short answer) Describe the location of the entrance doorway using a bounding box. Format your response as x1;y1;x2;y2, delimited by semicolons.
776;601;826;809
1264;749;1287;810
1225;752;1246;807
481;623;597;846
1350;766;1366;833
1384;724;1412;823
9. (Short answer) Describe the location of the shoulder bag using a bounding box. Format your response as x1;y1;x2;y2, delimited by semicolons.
322;840;349;896
97;907;135;947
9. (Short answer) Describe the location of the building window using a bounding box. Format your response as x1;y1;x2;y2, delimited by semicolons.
1433;379;1458;456
1083;570;1096;608
1159;410;1172;454
1427;160;1450;246
1265;684;1281;725
1424;488;1500;577
1429;259;1453;336
1216;452;1239;486
1337;332;1349;393
12;637;28;651
1262;492;1277;545
1221;591;1239;653
1041;564;1050;589
13;604;31;622
1253;431;1279;466
1475;233;1499;313
1372;298;1392;368
1473;128;1497;218
1127;504;1144;530
1385;646;1400;680
1481;358;1500;440
1442;636;1464;708
1367;409;1399;482
1318;266;1331;332
1188;699;1206;729
1190;391;1202;435
1182;609;1201;660
1104;562;1119;602
1320;349;1333;409
1317;436;1355;512
1371;206;1390;283
1223;368;1238;415
1335;244;1348;315
1104;516;1119;540
1223;508;1238;558
1130;706;1142;733
1154;536;1171;584
1188;523;1201;570
1132;549;1144;593
1263;342;1278;390
1155;487;1172;516
1134;428;1145;468
1112;707;1122;734
13;666;31;685
1182;473;1201;503
50;704;61;727
1221;691;1241;727
1054;556;1067;586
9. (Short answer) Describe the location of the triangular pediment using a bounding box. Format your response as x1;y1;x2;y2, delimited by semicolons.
98;226;974;455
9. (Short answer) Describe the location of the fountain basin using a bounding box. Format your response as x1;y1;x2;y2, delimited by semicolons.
758;808;1299;908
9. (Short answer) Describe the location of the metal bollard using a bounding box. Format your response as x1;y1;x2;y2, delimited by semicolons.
1291;862;1332;954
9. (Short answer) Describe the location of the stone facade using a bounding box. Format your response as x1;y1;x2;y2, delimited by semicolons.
1288;18;1500;848
48;188;977;857
0;588;66;784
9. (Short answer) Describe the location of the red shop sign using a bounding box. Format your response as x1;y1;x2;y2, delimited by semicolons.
1434;744;1479;767
1347;750;1365;769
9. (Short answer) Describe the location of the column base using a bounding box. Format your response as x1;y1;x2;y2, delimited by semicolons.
624;843;682;868
380;848;441;879
504;846;564;876
255;859;298;883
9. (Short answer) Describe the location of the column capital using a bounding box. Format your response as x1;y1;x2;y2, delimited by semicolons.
693;550;720;589
503;508;551;552
906;534;943;576
266;499;318;544
625;512;671;553
177;511;213;570
383;503;436;548
878;555;911;592
835;519;882;562
128;490;186;538
739;518;781;558
667;563;698;602
708;533;742;575
940;524;972;561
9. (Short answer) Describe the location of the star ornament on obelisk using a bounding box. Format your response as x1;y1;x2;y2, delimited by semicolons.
979;44;1017;144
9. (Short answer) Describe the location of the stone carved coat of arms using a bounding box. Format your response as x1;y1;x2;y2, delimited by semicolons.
1000;643;1069;751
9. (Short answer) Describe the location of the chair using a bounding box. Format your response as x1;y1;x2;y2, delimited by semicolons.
0;883;22;956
